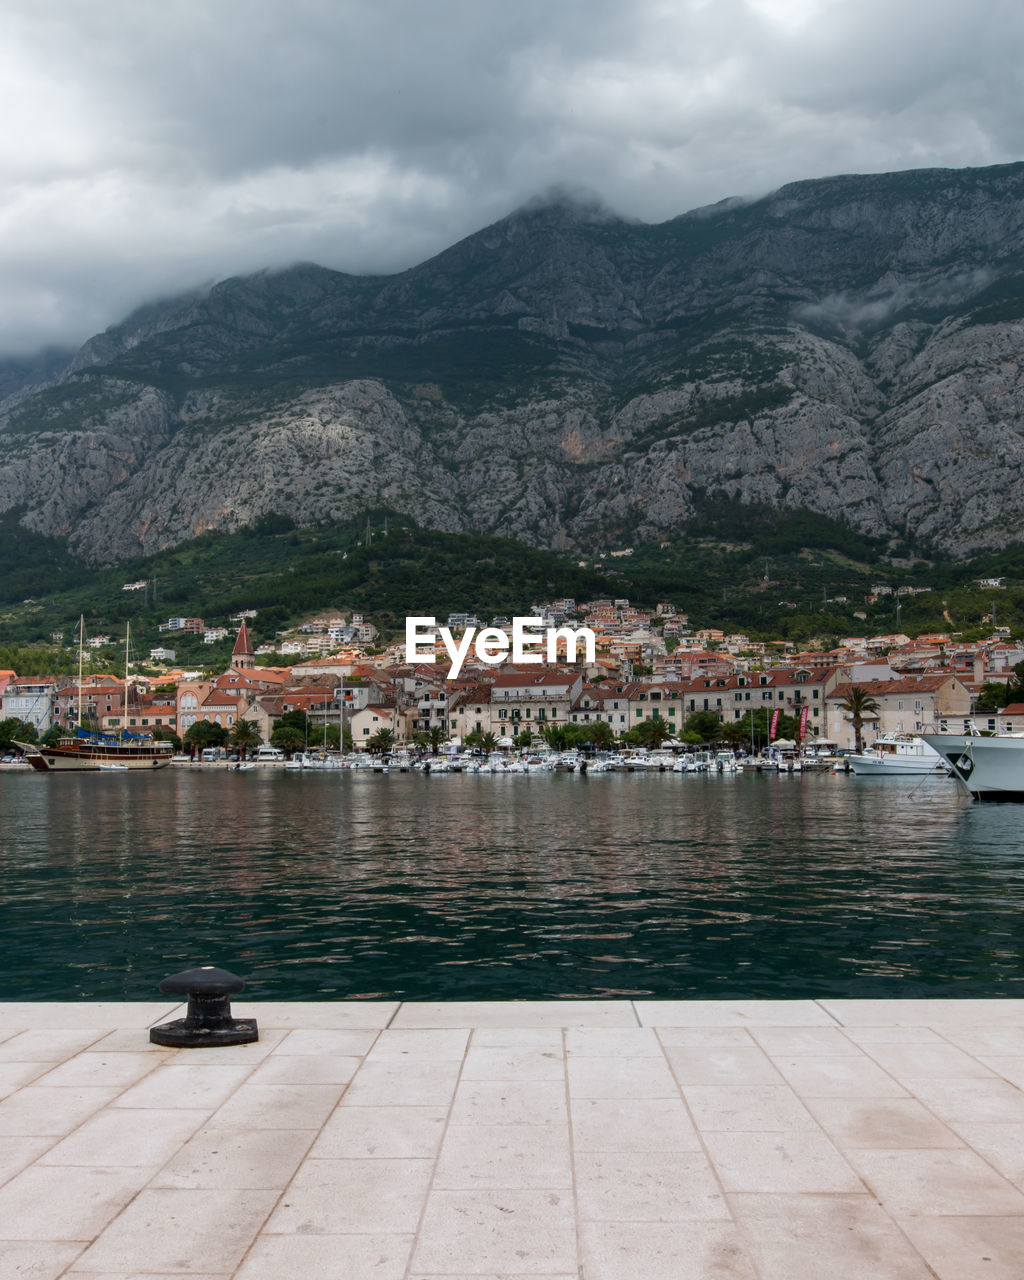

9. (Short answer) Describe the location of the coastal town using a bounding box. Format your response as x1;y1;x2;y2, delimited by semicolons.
3;592;1022;757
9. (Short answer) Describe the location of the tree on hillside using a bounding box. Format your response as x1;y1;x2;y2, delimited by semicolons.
320;723;347;751
229;719;263;758
270;725;306;756
0;718;36;750
719;722;749;749
541;724;569;751
151;726;182;751
841;686;880;754
183;720;228;751
636;718;675;748
276;709;310;737
582;721;614;750
682;710;724;745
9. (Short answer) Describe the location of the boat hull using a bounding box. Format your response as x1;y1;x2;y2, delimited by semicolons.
847;735;946;777
920;733;1024;800
847;755;946;776
14;740;173;773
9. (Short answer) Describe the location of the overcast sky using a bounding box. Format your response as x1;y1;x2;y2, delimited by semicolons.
2;0;1022;355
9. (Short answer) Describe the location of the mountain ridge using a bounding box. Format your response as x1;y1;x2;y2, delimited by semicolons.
4;161;1024;563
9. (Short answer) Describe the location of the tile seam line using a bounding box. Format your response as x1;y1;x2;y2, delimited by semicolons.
227;1025;375;1279
34;1046;242;1275
813;997;844;1027
794;1026;1022;1279
564;1024;583;1280
401;1023;472;1280
654;1024;749;1246
0;1036;176;1193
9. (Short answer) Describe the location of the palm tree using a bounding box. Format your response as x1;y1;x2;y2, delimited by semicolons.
541;724;568;751
366;727;395;755
229;719;262;760
841;686;880;754
480;731;498;752
426;724;446;753
638;718;674;749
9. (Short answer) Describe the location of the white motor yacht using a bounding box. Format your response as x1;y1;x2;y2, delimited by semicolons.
848;733;947;776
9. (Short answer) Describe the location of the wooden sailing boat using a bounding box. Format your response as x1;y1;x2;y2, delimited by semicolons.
16;619;174;772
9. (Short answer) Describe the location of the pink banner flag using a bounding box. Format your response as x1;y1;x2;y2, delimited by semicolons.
770;708;780;740
799;705;809;738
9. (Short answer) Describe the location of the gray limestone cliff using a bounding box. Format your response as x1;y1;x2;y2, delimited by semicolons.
4;162;1024;563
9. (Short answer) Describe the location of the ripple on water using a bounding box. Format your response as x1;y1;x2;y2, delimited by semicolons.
1;769;1021;1000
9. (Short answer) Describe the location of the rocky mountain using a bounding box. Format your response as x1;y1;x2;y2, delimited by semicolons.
5;162;1024;564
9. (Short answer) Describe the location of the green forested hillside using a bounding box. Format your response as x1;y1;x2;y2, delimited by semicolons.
2;506;1024;665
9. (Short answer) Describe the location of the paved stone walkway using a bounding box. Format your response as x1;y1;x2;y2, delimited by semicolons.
3;999;1024;1278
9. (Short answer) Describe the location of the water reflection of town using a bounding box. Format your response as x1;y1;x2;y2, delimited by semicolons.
4;770;1021;1000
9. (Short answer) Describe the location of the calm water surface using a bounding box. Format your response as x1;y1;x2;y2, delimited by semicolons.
2;768;1023;1001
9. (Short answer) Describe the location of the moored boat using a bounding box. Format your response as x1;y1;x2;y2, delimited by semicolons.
847;733;947;776
15;731;174;772
14;617;174;774
920;731;1024;800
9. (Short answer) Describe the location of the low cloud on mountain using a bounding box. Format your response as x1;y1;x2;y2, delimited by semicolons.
1;0;1022;353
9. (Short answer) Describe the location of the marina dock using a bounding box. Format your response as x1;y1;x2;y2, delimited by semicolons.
3;999;1024;1277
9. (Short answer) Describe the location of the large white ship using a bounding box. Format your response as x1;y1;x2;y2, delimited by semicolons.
920;732;1024;800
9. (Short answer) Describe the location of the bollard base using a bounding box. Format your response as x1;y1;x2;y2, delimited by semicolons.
149;1017;258;1048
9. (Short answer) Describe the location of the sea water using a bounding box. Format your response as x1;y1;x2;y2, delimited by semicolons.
2;768;1022;1001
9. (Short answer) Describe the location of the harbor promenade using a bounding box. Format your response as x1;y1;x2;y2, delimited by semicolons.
3;999;1024;1278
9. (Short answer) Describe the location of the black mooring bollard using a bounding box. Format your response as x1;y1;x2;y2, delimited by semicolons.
149;965;259;1047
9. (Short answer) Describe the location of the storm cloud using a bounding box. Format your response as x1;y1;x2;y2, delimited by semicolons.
2;0;1022;353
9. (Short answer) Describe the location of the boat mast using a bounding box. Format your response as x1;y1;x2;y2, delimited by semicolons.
124;621;131;739
77;614;84;733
